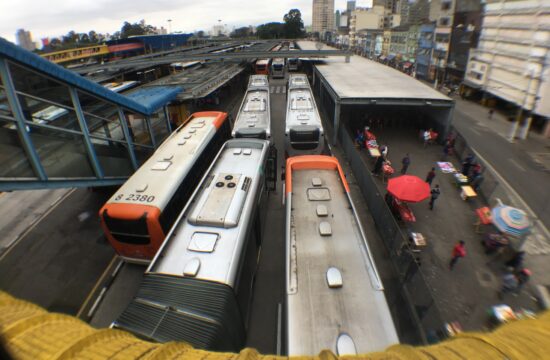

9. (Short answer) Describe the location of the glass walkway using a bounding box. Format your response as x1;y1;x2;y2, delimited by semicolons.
0;37;181;190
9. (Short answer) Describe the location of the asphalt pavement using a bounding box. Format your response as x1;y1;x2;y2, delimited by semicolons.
452;97;550;230
353;124;548;332
0;187;116;314
0;188;72;253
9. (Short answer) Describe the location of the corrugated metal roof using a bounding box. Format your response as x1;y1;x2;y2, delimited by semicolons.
126;86;183;112
0;38;177;115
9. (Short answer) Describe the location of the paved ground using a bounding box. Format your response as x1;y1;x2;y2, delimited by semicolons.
452;96;550;232
354;124;547;331
0;189;72;253
244;78;287;354
0;188;115;314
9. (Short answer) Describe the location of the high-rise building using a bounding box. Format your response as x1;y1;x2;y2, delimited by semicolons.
15;29;36;51
312;0;335;35
347;0;356;12
401;0;430;25
373;0;402;28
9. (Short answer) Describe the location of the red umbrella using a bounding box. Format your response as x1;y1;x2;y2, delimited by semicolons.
387;175;431;203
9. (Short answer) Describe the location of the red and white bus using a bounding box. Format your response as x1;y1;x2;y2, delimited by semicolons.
99;111;231;263
255;59;270;75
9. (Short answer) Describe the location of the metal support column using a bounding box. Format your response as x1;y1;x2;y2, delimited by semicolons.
69;87;104;179
333;101;341;146
0;59;47;180
117;108;139;170
164;106;173;133
145;116;156;148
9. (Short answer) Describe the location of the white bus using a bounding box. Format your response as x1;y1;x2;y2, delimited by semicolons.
113;139;276;351
288;49;300;71
271;58;285;78
232;75;271;141
285;74;325;156
100;112;231;263
285;155;399;355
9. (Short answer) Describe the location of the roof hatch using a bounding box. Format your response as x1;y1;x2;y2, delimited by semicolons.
188;173;250;228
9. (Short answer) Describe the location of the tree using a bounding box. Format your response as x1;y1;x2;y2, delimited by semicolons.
283;9;305;39
256;22;285;39
121;21;146;38
231;26;251;38
88;30;99;43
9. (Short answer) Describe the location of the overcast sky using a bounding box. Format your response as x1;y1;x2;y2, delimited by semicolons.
1;0;373;43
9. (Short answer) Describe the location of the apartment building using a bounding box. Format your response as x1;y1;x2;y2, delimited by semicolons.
464;0;550;136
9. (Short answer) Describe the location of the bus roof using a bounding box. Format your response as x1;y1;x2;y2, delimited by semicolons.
149;139;269;287
105;112;227;210
285;155;398;355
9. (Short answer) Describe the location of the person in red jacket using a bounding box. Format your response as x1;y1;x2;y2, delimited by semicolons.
449;241;466;270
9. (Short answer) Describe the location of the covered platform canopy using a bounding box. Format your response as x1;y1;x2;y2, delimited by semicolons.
297;41;454;144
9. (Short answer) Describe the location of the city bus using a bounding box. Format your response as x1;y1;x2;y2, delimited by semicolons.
232;75;271;141
285;74;325;156
271;58;285;78
99;111;231;263
284;155;399;355
254;59;270;75
288;49;300;71
113;139;276;351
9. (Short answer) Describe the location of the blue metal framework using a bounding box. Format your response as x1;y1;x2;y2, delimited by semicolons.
0;38;182;191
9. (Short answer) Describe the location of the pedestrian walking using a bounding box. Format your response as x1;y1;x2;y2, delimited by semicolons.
516;268;531;293
461;154;475;176
498;272;519;299
505;251;525;271
400;153;410;174
426;167;436;185
429;184;440;210
449;240;466;270
423;129;431;147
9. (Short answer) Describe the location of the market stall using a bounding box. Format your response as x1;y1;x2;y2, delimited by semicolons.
386;175;430;223
491;204;532;250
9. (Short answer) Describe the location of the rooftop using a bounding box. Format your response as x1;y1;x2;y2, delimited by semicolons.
298;41;452;105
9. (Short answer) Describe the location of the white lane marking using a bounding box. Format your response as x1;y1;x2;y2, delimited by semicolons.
276;86;281;94
77;255;120;318
282;86;286;94
276;302;282;355
469;127;481;136
509;158;526;172
270;86;275;94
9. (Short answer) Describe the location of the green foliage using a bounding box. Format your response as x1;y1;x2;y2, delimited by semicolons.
283;9;305;39
231;26;252;38
256;22;285;39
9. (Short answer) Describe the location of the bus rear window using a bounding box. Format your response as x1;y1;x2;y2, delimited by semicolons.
290;129;319;142
290;129;320;150
102;209;150;245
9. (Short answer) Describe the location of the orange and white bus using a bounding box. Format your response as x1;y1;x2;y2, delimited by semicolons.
99;111;231;263
284;155;398;355
255;59;270;75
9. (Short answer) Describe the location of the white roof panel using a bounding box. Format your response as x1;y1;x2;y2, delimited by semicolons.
297;41;452;102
